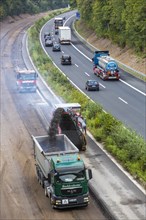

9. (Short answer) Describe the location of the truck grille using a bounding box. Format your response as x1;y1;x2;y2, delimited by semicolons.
22;83;34;87
61;187;82;195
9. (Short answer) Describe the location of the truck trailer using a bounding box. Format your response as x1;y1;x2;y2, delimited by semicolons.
32;134;92;209
58;26;71;44
92;51;120;80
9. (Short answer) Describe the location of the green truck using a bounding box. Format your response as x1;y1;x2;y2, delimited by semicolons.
32;134;92;209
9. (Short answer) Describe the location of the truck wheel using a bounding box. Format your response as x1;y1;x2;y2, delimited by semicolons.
36;167;40;182
40;178;44;188
40;173;45;188
50;195;55;209
45;187;48;197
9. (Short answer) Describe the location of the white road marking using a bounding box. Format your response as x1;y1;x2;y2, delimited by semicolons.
99;83;106;88
39;13;146;195
62;51;64;53
119;79;146;96
75;64;78;67
85;72;90;76
71;36;146;97
37;90;47;104
118;97;128;104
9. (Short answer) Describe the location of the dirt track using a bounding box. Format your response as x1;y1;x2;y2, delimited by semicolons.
0;14;106;220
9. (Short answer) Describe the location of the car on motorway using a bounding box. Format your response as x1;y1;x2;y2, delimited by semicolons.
45;38;53;47
44;35;52;41
52;42;61;51
85;79;99;91
44;32;51;39
61;54;72;65
55;29;58;35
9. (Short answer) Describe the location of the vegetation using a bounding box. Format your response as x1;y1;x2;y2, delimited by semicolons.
28;10;146;187
72;0;146;57
0;0;69;19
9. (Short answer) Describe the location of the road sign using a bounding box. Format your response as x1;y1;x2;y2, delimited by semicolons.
76;12;80;20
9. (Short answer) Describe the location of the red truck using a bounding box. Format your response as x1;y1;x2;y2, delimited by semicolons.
16;69;38;92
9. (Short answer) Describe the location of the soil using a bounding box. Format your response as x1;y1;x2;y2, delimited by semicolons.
0;13;107;220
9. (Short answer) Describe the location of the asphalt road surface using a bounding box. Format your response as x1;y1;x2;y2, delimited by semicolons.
1;11;145;220
40;10;146;220
41;11;146;139
0;13;107;220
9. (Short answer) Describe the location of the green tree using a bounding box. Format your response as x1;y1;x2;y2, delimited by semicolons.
69;0;77;8
123;0;146;53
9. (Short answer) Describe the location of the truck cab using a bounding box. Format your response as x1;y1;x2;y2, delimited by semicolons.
46;154;92;208
16;69;38;92
33;134;92;209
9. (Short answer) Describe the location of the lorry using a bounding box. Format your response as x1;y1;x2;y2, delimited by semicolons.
92;51;120;80
54;17;63;29
58;26;71;44
16;68;38;92
48;103;87;151
32;134;92;209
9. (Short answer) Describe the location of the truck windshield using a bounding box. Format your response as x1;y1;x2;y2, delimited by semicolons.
17;73;36;80
56;170;85;183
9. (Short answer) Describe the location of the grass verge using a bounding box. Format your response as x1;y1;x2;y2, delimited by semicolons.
27;10;146;188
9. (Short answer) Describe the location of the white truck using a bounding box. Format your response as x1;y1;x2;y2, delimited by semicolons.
58;26;71;44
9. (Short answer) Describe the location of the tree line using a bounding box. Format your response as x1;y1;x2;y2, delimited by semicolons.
70;0;146;55
0;0;69;19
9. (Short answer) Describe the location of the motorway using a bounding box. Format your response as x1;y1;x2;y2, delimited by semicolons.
0;13;107;220
41;11;146;139
40;10;146;220
0;11;145;220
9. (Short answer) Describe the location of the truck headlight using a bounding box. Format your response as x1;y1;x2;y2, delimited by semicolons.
56;200;61;204
84;197;89;202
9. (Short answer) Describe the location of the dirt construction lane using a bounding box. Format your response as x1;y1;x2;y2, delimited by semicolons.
0;14;107;220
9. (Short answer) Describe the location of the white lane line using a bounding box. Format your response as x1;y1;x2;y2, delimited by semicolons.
118;97;128;104
37;90;47;104
75;64;78;67
71;41;146;97
71;42;91;62
62;51;64;53
85;72;90;76
119;79;146;96
99;83;106;88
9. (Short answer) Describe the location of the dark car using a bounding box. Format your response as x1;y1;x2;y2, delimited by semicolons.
52;42;61;51
55;29;58;35
61;55;72;65
45;39;53;47
44;32;51;39
45;35;52;41
85;79;99;91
